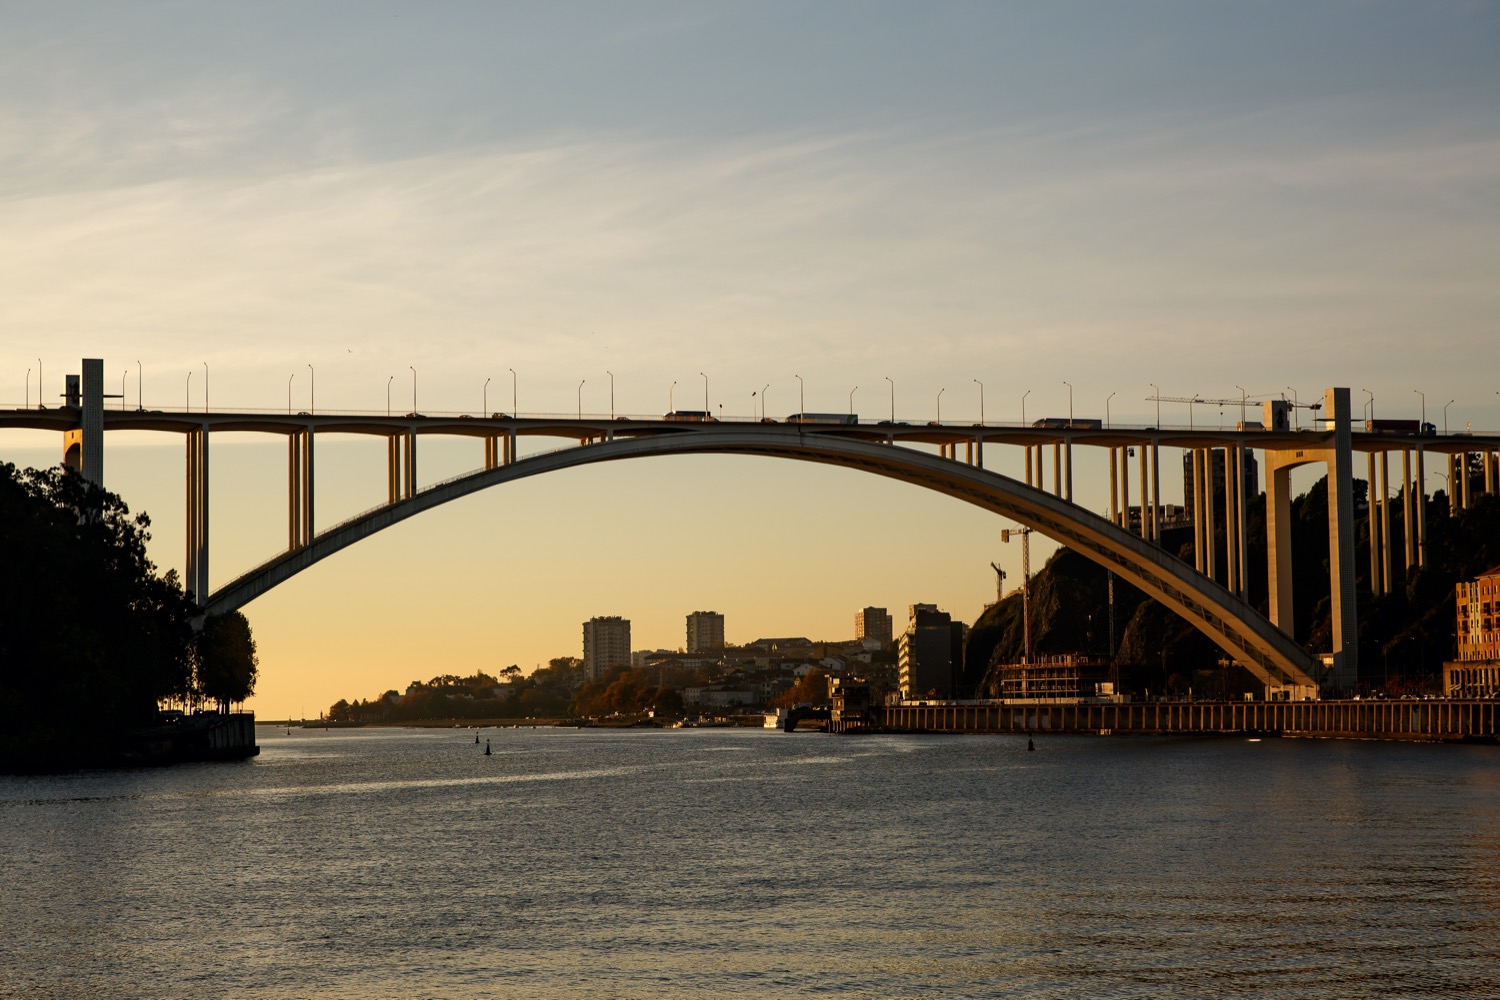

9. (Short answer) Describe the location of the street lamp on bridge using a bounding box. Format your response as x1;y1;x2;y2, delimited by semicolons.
795;374;804;420
606;371;613;420
973;379;984;425
410;366;417;414
204;362;209;412
137;361;142;411
762;383;770;420
1444;399;1455;435
701;372;709;415
1414;389;1424;429
387;375;393;417
186;370;192;412
484;377;490;416
509;368;517;415
1063;380;1072;426
577;379;585;420
287;373;294;415
121;370;127;411
885;376;894;422
669;380;676;413
936;387;945;423
849;385;858;416
1362;388;1374;423
308;364;315;415
1106;391;1115;429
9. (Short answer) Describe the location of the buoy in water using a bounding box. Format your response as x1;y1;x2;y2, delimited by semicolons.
1027;737;1035;752
484;739;491;756
475;733;480;744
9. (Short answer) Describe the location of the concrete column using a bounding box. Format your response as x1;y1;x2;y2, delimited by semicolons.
185;425;209;602
1402;450;1415;571
303;427;315;547
1236;445;1249;598
1325;387;1359;690
1461;451;1472;509
1119;445;1130;530
288;432;301;550
387;435;401;504
1225;446;1240;597
403;430;417;498
484;435;498;471
1025;444;1033;487
1052;442;1061;497
1150;441;1161;543
1192;448;1206;573
1267;461;1294;633
1138;443;1149;541
1486;450;1497;497
1204;449;1218;582
1108;447;1119;525
1367;451;1381;595
1064;438;1073;502
505;430;516;465
1416;446;1427;567
1378;450;1391;592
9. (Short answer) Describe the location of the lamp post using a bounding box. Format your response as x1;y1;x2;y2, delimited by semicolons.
849;385;858;417
1414;389;1424;429
936;387;945;423
762;383;770;420
885;376;894;422
670;380;676;413
973;379;984;425
701;371;709;415
287;373;294;414
204;362;209;412
387;375;393;417
186;370;192;412
37;359;42;407
137;360;142;411
1021;388;1030;425
24;368;29;409
577;379;585;420
795;374;804;421
484;377;490;415
410;366;417;414
509;368;517;415
1363;388;1374;424
1150;384;1160;427
1063;380;1073;426
606;371;614;420
1106;391;1115;429
121;370;127;411
1444;400;1454;435
308;363;315;414
1235;385;1247;427
750;390;758;421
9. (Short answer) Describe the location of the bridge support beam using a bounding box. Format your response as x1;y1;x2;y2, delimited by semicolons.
1402;449;1416;571
1416;446;1426;566
1267;461;1293;633
1150;441;1161;543
1367;452;1382;596
1108;446;1119;526
1325;387;1359;689
1379;450;1392;592
1192;448;1206;573
288;428;313;549
1204;449;1217;583
1225;445;1240;598
186;424;209;602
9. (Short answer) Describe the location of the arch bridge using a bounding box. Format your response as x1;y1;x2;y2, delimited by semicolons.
12;359;1500;696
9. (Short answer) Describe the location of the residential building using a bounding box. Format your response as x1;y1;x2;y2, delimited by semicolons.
854;606;893;646
582;616;631;681
898;604;966;699
686;611;726;653
1447;567;1500;697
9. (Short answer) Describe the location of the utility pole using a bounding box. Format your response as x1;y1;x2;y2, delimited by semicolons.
1002;526;1034;663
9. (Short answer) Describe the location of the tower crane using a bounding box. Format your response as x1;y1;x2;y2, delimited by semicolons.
1001;526;1033;663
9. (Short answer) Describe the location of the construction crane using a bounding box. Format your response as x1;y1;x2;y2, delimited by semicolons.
1001;526;1033;663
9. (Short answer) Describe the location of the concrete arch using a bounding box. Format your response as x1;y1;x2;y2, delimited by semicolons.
204;428;1319;690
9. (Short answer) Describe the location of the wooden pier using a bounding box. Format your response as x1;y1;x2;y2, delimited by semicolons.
850;700;1500;742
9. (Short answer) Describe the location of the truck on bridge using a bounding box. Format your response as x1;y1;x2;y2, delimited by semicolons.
1366;419;1436;435
785;413;859;425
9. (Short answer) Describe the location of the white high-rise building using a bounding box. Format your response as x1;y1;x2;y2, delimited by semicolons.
583;616;632;680
686;611;725;653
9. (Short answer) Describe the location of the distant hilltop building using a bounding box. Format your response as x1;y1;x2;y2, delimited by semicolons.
854;606;892;647
686;611;725;653
582;616;631;681
1445;567;1500;697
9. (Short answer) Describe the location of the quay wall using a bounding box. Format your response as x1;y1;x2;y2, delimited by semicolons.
861;700;1500;742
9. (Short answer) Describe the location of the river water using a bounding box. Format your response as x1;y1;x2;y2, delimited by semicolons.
3;726;1498;998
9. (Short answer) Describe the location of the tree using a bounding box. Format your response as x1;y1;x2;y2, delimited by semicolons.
195;611;259;711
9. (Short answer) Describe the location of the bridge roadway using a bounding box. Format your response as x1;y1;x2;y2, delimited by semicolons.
8;372;1500;698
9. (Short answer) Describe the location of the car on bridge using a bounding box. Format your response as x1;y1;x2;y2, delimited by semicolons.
663;410;717;422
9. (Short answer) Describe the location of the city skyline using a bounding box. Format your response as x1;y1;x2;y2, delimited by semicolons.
3;2;1498;717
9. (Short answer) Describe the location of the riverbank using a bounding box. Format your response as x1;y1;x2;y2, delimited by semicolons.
2;712;259;774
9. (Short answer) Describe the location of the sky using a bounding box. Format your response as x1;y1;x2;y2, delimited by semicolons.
3;1;1498;718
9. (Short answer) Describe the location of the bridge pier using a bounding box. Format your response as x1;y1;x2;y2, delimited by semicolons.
1225;445;1240;597
1416;446;1426;566
1402;449;1416;571
1379;450;1393;593
186;425;209;601
1149;440;1161;543
287;427;313;549
1367;452;1382;595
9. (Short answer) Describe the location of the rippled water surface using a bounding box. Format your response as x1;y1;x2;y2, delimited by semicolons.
3;727;1499;998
